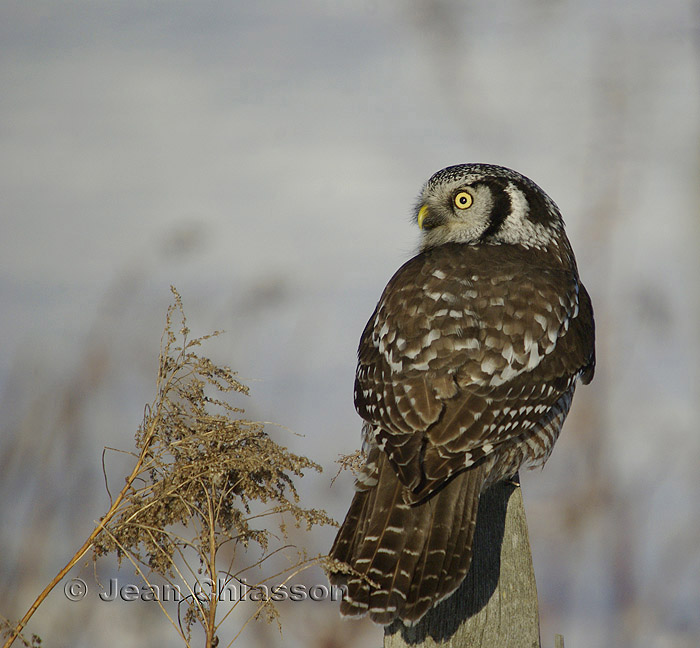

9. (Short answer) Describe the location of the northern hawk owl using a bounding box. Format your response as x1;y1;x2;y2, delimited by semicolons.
328;163;595;625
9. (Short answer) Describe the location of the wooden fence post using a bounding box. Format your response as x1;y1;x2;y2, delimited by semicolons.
383;478;541;648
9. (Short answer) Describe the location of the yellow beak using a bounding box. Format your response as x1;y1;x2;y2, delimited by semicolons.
417;204;429;230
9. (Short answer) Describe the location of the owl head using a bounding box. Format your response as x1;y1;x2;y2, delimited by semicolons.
415;163;566;254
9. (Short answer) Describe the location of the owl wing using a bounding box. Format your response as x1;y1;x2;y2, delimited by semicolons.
354;243;595;502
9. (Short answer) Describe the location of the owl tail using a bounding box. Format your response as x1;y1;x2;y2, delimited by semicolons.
328;453;485;625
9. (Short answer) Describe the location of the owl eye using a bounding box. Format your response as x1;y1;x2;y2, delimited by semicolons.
454;191;473;210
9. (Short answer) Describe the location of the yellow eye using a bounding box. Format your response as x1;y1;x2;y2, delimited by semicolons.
454;191;473;210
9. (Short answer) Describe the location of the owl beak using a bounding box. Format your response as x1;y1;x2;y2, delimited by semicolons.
417;204;429;230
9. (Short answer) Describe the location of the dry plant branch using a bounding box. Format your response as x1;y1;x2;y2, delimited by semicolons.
2;287;334;648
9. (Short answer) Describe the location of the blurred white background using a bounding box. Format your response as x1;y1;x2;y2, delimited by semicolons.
1;1;699;647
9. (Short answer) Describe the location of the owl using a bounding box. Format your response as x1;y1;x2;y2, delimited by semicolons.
328;163;595;625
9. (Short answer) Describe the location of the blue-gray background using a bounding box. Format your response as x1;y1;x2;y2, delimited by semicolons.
2;2;699;647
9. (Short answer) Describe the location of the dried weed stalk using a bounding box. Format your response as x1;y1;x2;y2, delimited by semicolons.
332;449;366;482
2;288;333;648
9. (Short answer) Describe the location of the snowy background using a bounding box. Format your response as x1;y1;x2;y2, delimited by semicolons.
1;1;699;647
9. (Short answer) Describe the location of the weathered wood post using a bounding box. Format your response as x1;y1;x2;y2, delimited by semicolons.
383;477;541;648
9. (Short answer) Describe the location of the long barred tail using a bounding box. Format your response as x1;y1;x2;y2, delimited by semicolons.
328;453;485;625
